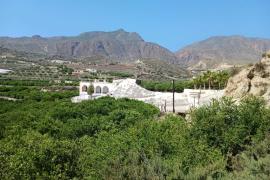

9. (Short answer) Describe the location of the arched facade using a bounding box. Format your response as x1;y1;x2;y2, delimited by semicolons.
82;85;88;92
79;80;116;96
95;86;102;94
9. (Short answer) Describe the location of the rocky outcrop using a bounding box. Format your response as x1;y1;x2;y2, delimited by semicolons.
225;51;270;105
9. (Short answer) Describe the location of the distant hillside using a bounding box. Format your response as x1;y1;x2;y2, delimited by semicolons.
0;29;177;63
0;46;191;80
135;58;191;80
3;32;270;71
175;36;270;69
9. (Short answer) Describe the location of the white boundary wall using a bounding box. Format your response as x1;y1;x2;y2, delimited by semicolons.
72;79;224;113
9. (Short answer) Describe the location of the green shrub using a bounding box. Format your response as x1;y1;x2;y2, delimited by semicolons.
190;96;270;155
0;83;269;179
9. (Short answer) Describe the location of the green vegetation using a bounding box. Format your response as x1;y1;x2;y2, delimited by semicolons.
137;71;230;92
262;52;270;58
0;85;77;101
137;79;193;92
0;80;270;179
0;79;79;86
135;58;191;80
87;84;95;99
0;79;51;86
106;71;133;78
57;65;74;75
192;71;230;90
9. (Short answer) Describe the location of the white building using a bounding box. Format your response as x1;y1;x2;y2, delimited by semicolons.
86;68;97;73
72;78;224;113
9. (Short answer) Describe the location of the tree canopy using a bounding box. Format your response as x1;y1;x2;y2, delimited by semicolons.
0;81;270;179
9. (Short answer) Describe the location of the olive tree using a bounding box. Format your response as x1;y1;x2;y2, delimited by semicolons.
87;84;95;99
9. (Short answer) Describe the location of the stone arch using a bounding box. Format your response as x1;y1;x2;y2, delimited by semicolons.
102;86;109;94
82;85;88;92
96;86;101;93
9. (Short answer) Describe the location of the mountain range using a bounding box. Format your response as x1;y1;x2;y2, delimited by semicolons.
1;29;270;69
176;35;270;69
0;29;177;63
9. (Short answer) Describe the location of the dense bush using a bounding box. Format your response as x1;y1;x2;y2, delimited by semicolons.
0;85;78;101
0;82;270;179
190;97;270;155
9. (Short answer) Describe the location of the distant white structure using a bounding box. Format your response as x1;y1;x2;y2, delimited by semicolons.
51;59;67;64
72;78;224;113
86;68;97;73
0;69;12;74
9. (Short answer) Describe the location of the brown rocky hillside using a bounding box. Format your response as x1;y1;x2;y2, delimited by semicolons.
176;36;270;69
225;51;270;105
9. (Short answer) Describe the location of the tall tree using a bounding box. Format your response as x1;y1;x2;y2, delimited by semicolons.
87;84;95;99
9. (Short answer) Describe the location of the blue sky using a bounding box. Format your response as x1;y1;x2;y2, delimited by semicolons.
1;0;269;51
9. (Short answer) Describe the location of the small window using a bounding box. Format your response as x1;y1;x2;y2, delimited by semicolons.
103;86;109;94
82;85;88;92
96;86;101;93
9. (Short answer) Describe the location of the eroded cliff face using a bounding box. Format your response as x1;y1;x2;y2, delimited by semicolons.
225;51;270;105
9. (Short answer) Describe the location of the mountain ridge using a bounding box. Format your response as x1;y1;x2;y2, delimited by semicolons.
2;31;270;69
0;29;177;63
176;35;270;69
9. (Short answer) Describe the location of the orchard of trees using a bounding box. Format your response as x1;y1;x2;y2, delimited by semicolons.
138;71;230;93
192;71;230;90
137;79;193;92
0;80;270;179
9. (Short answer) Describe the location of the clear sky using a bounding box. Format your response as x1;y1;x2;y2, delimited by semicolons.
1;0;269;51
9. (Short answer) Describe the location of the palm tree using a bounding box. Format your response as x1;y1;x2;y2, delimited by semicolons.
201;72;208;89
221;71;230;88
192;77;199;89
204;71;213;89
198;75;203;90
212;71;230;89
216;72;222;89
